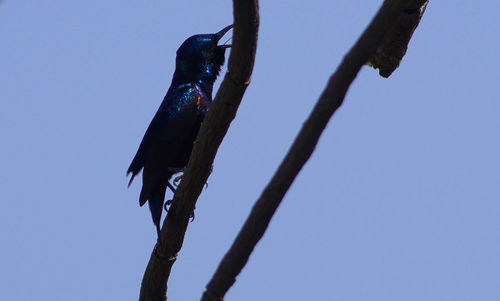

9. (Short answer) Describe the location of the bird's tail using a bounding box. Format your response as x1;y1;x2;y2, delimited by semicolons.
138;172;173;237
141;185;167;237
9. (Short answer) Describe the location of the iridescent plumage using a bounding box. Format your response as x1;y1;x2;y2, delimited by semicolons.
127;25;232;237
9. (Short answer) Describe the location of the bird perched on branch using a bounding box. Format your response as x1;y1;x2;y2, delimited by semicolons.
127;25;233;237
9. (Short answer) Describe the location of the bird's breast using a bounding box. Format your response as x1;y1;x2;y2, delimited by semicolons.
193;84;210;113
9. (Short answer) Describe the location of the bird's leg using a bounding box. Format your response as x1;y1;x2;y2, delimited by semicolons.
164;171;181;212
169;164;214;189
164;173;178;212
167;167;185;187
167;164;213;219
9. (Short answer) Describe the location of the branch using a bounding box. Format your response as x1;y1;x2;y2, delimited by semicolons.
367;1;429;77
201;0;429;300
138;1;259;300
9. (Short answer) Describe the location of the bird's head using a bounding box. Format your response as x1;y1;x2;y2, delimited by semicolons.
174;25;232;84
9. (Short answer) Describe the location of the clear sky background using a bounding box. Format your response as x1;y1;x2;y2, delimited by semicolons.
1;1;499;300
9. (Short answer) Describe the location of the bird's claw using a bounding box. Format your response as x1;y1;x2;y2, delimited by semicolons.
164;199;172;212
173;175;183;187
167;182;176;193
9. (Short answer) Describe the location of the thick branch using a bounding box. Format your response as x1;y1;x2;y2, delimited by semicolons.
201;0;429;300
138;1;259;300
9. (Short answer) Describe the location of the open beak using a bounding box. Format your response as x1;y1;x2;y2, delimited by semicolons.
215;24;233;49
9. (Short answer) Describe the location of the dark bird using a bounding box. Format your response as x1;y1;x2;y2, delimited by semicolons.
127;25;232;237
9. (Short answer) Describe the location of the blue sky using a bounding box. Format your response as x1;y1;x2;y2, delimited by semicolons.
1;1;499;300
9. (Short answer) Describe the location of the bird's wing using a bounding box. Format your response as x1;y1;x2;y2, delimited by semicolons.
127;98;172;187
127;120;155;187
127;84;198;187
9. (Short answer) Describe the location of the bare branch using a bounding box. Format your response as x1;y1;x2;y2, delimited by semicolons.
201;0;429;300
367;1;429;77
138;1;259;300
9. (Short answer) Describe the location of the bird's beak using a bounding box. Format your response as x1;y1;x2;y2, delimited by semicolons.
215;24;233;49
215;24;233;40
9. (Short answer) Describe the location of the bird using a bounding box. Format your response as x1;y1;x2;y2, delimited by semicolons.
127;25;232;237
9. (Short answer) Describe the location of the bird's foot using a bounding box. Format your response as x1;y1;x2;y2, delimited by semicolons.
164;199;173;212
190;211;195;222
167;181;176;193
173;174;183;187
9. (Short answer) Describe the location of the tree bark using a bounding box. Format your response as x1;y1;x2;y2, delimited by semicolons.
367;1;428;77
